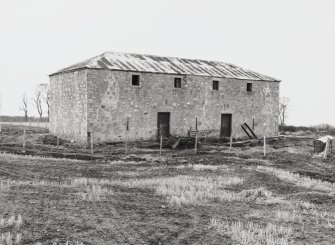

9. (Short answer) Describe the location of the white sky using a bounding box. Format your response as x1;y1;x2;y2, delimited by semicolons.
0;0;334;126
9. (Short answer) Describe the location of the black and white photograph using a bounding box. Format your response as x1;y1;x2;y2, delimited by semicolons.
0;0;334;244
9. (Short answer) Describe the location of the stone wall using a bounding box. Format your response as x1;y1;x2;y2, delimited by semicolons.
49;70;87;142
86;69;280;143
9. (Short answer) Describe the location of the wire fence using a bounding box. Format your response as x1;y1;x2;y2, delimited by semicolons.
0;121;49;132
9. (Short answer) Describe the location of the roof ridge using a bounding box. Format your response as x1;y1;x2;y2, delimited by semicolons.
50;51;280;82
103;50;236;65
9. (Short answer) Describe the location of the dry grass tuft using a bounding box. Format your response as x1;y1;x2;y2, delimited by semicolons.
0;181;11;192
116;171;140;177
294;201;314;210
257;166;335;192
0;232;22;245
239;187;273;202
209;218;293;245
76;184;111;201
109;160;144;165
0;215;23;229
70;178;113;202
275;210;302;223
34;241;84;245
191;164;219;171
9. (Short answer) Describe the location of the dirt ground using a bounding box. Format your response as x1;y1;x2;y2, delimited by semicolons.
0;125;335;244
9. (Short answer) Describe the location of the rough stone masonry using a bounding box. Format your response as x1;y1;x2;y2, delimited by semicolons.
49;52;280;143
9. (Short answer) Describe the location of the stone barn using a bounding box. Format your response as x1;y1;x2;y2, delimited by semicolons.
49;51;280;143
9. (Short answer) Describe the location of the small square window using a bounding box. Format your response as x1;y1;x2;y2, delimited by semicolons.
132;75;140;86
213;80;219;90
174;77;182;88
247;83;252;92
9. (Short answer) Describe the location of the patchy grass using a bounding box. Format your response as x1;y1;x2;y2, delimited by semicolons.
257;166;335;192
209;218;293;245
0;152;86;163
1;134;335;244
110;176;279;206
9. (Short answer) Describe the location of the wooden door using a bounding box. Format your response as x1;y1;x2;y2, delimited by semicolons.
220;114;232;137
157;112;170;138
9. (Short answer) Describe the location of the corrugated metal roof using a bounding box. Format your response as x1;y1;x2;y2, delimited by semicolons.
50;51;280;82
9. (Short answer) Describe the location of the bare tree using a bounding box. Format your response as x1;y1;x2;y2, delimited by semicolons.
279;97;289;128
40;83;50;120
0;94;2;132
32;89;43;120
19;94;29;121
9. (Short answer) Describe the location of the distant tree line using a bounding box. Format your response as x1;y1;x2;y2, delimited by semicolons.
279;124;335;134
0;115;48;122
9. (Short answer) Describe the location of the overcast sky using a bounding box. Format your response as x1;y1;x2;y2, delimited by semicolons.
0;0;334;126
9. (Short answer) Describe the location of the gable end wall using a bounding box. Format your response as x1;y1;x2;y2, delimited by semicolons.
49;70;88;142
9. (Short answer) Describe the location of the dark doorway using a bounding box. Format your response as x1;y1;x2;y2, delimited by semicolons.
157;112;170;138
220;114;232;137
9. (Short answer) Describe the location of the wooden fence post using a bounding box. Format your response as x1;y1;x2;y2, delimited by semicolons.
160;134;163;155
263;135;266;157
324;139;329;159
29;121;32;131
229;134;233;153
23;129;26;149
125;134;128;154
263;123;267;157
90;133;94;155
194;134;198;154
56;133;59;152
331;140;333;154
125;118;129;154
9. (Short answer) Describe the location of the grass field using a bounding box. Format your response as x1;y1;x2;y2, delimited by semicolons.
0;129;335;244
